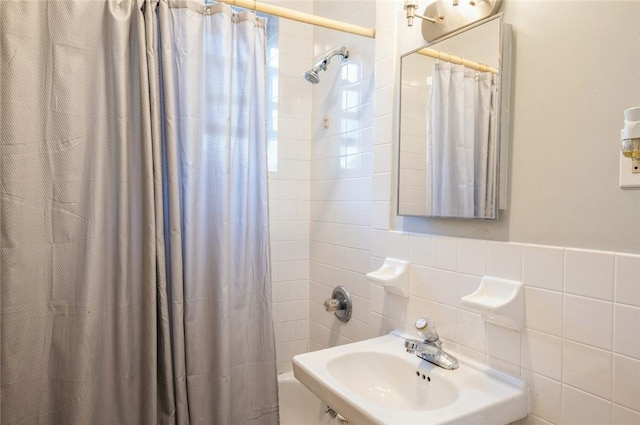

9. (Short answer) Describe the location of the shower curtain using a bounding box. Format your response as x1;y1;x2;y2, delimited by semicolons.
426;62;496;218
154;2;279;424
0;0;278;423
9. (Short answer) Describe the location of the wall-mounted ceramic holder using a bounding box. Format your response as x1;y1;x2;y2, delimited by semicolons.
461;276;524;331
366;258;409;298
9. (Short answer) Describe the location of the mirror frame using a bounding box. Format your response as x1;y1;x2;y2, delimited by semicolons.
397;13;512;220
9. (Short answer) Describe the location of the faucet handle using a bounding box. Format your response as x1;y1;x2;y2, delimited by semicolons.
324;298;343;312
415;317;439;342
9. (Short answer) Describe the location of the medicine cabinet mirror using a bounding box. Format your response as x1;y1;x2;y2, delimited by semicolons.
397;14;511;219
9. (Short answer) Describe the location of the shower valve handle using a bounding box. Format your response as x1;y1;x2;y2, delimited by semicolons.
324;298;343;312
323;286;352;323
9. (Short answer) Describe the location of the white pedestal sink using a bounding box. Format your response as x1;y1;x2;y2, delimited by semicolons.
293;331;529;425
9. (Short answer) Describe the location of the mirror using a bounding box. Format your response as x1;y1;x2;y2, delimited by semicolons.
397;14;511;219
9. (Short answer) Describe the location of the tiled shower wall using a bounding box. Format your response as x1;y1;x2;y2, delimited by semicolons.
308;0;376;352
267;4;314;373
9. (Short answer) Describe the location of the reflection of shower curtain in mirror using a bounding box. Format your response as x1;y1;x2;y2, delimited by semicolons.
426;62;496;218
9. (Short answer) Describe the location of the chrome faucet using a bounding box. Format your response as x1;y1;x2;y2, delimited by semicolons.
404;318;459;370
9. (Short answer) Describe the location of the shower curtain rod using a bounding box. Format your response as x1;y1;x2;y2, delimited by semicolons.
418;47;499;74
217;0;376;38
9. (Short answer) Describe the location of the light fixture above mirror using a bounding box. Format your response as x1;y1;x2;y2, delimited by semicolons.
403;0;502;42
403;0;437;26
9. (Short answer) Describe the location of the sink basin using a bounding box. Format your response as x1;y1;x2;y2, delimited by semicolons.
293;332;529;425
326;351;459;411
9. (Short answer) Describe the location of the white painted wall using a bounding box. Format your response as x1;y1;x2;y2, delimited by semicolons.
502;0;640;253
397;1;640;254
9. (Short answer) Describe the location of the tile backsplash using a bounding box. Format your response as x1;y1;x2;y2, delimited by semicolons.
310;232;640;425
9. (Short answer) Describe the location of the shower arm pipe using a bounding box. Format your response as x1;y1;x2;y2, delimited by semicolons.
217;0;376;38
418;47;498;74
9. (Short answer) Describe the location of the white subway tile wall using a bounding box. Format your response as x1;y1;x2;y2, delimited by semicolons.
367;233;639;425
563;339;612;400
456;238;488;276
564;248;615;301
562;385;612;425
614;304;640;359
523;244;564;291
522;369;562;425
614;404;640;424
267;3;314;373
488;241;524;282
615;254;640;307
564;294;613;350
308;0;376;353
613;354;640;412
521;329;562;381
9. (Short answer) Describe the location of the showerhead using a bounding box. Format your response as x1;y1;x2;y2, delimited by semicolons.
304;69;320;84
303;46;349;84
